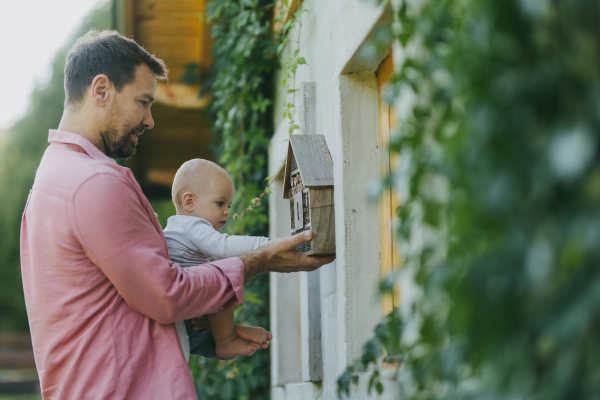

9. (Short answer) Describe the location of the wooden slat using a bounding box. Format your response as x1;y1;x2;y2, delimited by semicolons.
0;334;31;346
145;51;200;62
135;1;203;14
138;0;200;4
308;201;336;255
377;54;400;316
137;18;199;27
143;37;199;44
144;42;200;54
138;23;200;37
146;168;178;187
147;55;201;66
308;186;334;207
129;0;212;79
135;8;203;20
124;0;215;187
161;66;187;81
123;0;135;38
0;352;36;369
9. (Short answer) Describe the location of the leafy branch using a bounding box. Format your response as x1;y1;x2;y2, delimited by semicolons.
231;175;277;219
187;1;281;398
276;1;308;134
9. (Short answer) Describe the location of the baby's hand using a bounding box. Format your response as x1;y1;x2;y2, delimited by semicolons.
190;315;210;333
235;325;272;349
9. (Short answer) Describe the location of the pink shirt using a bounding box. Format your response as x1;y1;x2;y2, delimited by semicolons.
20;130;245;399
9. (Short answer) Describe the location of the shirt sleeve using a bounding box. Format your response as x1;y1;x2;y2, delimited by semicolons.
72;172;244;325
187;218;269;260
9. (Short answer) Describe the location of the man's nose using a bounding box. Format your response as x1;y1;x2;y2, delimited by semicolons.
224;208;230;216
143;109;155;130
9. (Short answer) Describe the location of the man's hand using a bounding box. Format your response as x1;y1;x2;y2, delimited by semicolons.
240;230;335;283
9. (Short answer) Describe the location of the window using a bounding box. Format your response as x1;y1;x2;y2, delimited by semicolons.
378;54;400;316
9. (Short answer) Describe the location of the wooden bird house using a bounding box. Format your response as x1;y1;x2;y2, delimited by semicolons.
283;134;335;255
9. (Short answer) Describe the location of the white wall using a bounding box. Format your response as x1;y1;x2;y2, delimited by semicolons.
269;1;396;399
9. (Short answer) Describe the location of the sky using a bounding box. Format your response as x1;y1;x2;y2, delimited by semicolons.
0;0;105;130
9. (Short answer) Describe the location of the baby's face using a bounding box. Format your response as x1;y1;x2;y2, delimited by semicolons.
192;173;235;232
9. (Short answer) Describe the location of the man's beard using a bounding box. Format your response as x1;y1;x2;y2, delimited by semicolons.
99;125;144;159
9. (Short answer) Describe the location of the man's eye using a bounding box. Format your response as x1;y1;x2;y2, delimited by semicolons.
140;100;147;105
217;202;224;206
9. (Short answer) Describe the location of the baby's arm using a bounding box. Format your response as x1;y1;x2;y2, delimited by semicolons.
187;218;269;260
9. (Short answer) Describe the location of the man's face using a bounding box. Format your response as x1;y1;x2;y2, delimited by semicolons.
99;64;157;159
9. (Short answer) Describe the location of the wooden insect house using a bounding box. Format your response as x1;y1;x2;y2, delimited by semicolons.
283;134;336;255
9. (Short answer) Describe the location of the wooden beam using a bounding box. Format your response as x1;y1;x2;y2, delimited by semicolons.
154;83;210;109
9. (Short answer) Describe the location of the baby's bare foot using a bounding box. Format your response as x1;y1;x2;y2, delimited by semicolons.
235;325;272;347
215;337;260;360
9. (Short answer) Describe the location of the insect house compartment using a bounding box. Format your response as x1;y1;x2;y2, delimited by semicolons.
283;134;335;256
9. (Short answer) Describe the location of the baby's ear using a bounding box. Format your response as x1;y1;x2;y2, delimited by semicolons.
182;192;195;211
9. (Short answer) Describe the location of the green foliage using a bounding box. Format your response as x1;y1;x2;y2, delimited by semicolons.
149;198;177;229
340;0;600;398
276;1;308;134
230;0;308;220
0;1;112;333
185;1;281;398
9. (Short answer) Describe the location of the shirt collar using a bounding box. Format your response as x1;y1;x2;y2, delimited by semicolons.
48;130;116;163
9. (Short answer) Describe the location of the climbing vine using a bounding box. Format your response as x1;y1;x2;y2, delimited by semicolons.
230;0;308;220
276;1;307;135
182;1;310;398
340;0;600;399
183;1;280;399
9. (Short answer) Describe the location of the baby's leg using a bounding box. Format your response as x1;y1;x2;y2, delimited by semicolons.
207;309;259;359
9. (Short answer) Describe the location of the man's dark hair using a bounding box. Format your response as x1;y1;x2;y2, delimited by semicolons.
64;30;168;107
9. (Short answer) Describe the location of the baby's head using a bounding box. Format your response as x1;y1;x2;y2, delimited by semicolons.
172;159;235;231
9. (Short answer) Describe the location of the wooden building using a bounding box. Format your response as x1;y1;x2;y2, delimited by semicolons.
268;0;398;398
113;0;214;194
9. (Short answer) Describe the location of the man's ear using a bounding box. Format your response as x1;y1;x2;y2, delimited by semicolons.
90;74;111;108
182;192;195;212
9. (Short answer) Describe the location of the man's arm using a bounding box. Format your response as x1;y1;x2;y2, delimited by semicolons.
189;231;334;331
240;231;335;284
73;173;244;324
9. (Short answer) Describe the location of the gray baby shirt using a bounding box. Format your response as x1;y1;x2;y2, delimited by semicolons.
163;215;269;360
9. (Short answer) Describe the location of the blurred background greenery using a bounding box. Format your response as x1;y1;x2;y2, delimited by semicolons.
6;0;600;399
0;0;113;335
0;2;112;398
0;0;275;398
340;0;600;398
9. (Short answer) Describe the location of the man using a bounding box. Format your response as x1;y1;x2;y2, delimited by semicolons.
20;30;334;399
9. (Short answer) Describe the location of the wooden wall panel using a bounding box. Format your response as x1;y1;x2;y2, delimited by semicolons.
131;0;211;81
122;0;215;189
377;54;400;315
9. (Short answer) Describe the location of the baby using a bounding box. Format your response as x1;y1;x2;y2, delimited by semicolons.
164;159;272;360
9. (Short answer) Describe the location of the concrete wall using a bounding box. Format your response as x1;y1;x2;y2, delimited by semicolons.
268;1;397;399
